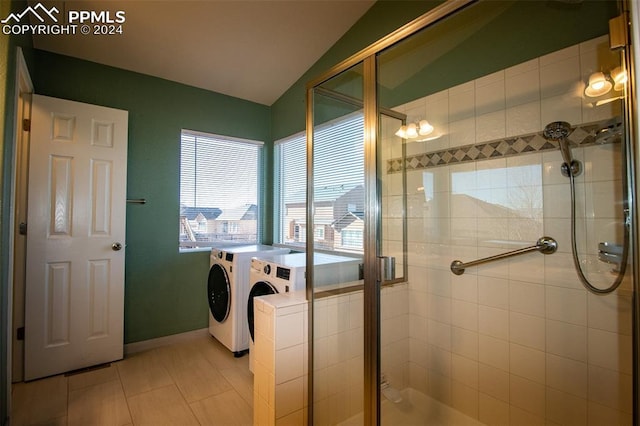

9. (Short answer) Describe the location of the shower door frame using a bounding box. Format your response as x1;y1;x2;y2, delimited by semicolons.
305;0;639;424
627;2;640;426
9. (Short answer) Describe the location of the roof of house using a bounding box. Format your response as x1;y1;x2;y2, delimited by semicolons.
216;204;258;221
332;211;364;232
180;206;222;220
287;183;363;205
333;185;364;217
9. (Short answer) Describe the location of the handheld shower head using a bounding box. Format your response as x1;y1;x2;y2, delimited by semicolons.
542;121;571;141
543;121;581;177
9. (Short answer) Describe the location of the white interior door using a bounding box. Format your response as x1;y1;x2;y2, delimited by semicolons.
24;94;128;381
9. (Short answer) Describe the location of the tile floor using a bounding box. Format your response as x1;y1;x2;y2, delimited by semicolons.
10;333;254;426
339;388;482;426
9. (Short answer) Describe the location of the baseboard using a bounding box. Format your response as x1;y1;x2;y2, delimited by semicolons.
124;328;209;356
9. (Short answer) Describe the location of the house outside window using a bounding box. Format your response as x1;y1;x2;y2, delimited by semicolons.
196;214;207;231
341;230;363;249
275;112;364;253
179;130;262;250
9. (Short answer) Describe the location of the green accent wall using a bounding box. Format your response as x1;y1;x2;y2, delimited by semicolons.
31;50;271;343
377;0;616;108
272;0;617;140
271;1;443;141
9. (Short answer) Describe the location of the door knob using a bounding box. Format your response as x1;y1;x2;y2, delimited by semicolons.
112;242;123;251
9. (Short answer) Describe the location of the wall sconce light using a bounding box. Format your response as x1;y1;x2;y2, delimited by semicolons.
584;71;612;97
396;119;436;140
611;66;627;91
584;66;628;98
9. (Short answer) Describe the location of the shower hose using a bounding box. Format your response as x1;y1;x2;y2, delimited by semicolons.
567;170;629;294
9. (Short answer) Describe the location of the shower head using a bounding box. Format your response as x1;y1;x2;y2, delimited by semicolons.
543;121;572;141
543;121;581;177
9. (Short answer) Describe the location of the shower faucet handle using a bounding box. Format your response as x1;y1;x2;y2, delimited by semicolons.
624;208;631;228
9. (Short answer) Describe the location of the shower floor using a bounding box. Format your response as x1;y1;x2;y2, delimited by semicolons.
338;388;483;426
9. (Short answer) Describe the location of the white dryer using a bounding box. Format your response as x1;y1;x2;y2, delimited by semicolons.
247;252;362;371
208;244;289;357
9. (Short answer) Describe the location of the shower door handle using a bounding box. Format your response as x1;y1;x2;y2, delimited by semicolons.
378;256;396;282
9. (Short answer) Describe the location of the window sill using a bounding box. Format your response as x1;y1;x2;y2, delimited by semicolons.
179;246;213;253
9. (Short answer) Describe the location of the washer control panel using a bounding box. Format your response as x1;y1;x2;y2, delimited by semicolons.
250;258;270;278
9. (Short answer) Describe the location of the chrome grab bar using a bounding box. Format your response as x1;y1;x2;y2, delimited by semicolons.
450;236;558;276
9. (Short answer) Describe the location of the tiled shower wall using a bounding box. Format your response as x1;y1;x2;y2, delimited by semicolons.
383;35;633;424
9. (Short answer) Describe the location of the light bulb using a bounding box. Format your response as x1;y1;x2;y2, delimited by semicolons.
406;123;418;138
585;71;612;97
611;66;627;91
418;120;434;136
395;125;408;139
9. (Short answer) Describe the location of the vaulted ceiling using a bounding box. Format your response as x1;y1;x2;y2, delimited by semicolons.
28;0;375;105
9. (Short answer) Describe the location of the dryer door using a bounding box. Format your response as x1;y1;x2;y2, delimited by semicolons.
208;264;231;322
247;281;278;341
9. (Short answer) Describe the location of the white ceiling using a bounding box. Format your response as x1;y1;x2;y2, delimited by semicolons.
29;1;375;105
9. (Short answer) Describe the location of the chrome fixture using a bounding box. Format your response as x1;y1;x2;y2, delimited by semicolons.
380;374;402;403
378;256;396;281
543;120;629;294
595;118;624;145
543;121;581;177
599;242;624;271
450;236;557;275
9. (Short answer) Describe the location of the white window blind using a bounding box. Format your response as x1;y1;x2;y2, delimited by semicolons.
275;112;364;252
180;130;262;249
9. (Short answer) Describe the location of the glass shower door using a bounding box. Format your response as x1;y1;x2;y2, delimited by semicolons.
308;64;411;423
377;112;410;419
308;62;367;425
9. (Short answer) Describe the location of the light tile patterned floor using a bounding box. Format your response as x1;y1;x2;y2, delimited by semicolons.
10;333;254;426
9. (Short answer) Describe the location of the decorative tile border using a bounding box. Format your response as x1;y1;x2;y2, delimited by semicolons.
387;120;618;173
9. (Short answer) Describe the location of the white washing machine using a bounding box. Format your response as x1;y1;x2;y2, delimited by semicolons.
247;252;362;371
207;244;289;357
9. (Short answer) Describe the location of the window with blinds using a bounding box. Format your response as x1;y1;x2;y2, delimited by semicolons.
179;130;263;250
274;112;364;252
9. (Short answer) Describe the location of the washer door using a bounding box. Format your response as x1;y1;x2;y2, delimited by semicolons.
208;263;231;323
247;281;278;341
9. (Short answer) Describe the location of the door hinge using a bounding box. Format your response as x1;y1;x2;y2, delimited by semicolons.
17;327;25;340
19;222;27;235
609;12;629;50
22;118;30;132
